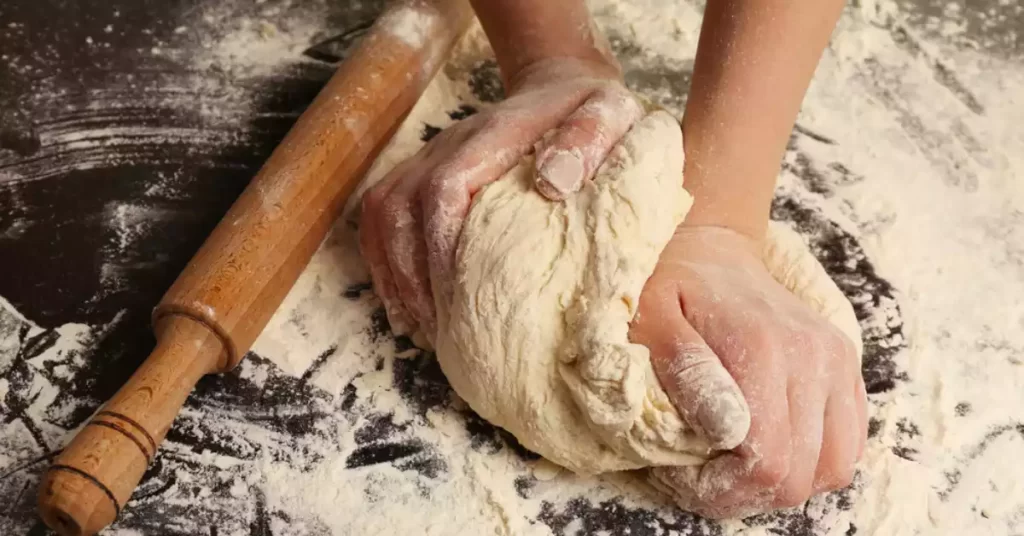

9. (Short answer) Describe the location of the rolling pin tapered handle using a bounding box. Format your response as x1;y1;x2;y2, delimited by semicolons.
38;316;224;536
38;1;474;534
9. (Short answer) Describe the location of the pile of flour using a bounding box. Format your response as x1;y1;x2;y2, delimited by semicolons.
2;0;1022;534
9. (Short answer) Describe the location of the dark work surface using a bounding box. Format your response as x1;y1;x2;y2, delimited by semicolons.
0;0;388;405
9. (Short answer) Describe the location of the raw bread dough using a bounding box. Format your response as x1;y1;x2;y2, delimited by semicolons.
433;111;862;475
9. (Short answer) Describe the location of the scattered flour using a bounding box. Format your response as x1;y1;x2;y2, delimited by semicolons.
379;4;437;49
2;0;1023;534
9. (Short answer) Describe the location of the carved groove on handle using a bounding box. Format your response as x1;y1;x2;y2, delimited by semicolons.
95;411;158;455
152;305;240;371
85;421;152;463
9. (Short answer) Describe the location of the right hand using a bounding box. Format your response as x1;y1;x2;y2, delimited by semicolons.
630;225;866;519
359;57;643;339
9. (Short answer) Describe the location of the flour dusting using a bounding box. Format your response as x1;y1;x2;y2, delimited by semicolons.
2;0;1023;534
379;5;438;49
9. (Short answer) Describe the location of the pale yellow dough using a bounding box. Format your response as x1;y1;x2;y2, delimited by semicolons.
433;111;862;475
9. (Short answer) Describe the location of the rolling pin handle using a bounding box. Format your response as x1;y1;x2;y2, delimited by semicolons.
38;315;225;536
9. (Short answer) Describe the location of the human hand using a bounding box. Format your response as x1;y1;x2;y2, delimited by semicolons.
359;57;643;339
629;225;866;519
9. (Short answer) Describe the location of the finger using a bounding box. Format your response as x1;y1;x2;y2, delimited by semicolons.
651;351;793;516
534;85;644;200
358;125;479;336
838;333;868;462
420;175;468;335
651;451;775;519
812;391;859;495
378;170;437;333
771;379;825;509
855;374;868;460
632;290;750;450
420;130;547;321
360;183;414;335
810;332;862;495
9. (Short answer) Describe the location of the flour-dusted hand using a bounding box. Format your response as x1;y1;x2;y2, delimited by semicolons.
359;57;642;338
630;226;867;519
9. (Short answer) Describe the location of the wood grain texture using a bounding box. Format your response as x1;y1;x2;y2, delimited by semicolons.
36;1;473;534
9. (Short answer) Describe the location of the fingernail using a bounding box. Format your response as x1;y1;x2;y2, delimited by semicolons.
536;150;584;201
384;306;412;336
698;392;750;450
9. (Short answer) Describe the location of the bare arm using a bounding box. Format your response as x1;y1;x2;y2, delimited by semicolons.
635;0;863;519
468;0;618;85
682;0;847;240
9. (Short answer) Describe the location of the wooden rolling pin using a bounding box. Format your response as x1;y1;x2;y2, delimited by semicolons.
37;1;473;534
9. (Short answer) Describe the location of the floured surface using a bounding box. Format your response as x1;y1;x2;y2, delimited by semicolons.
1;0;1022;535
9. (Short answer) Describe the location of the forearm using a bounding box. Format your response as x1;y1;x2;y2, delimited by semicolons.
681;0;846;240
468;0;617;87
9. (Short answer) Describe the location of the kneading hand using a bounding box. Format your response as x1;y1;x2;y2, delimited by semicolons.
629;225;867;519
360;57;643;338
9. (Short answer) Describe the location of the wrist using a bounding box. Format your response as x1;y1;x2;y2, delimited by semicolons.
679;116;776;243
680;190;771;244
469;0;619;91
505;54;622;94
672;223;764;261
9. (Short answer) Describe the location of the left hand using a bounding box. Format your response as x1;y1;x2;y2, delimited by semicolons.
359;57;642;339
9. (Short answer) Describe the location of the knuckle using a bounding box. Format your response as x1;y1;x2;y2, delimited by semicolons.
751;454;791;488
815;462;856;493
816;327;860;376
776;480;813;509
819;326;852;356
424;171;449;192
782;326;813;354
578;93;623;125
634;284;680;326
559;114;600;141
379;197;409;229
594;81;631;100
744;322;781;357
479;110;514;132
423;172;456;204
832;464;857;489
361;184;388;215
426;168;472;205
594;83;642;113
839;332;860;361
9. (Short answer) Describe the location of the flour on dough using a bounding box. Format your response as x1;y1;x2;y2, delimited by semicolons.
433;111;863;475
435;112;703;474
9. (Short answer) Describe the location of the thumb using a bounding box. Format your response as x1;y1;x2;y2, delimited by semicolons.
642;314;750;450
533;84;643;201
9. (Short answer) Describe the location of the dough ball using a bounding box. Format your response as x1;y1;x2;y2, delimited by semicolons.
433;111;862;475
435;111;702;474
